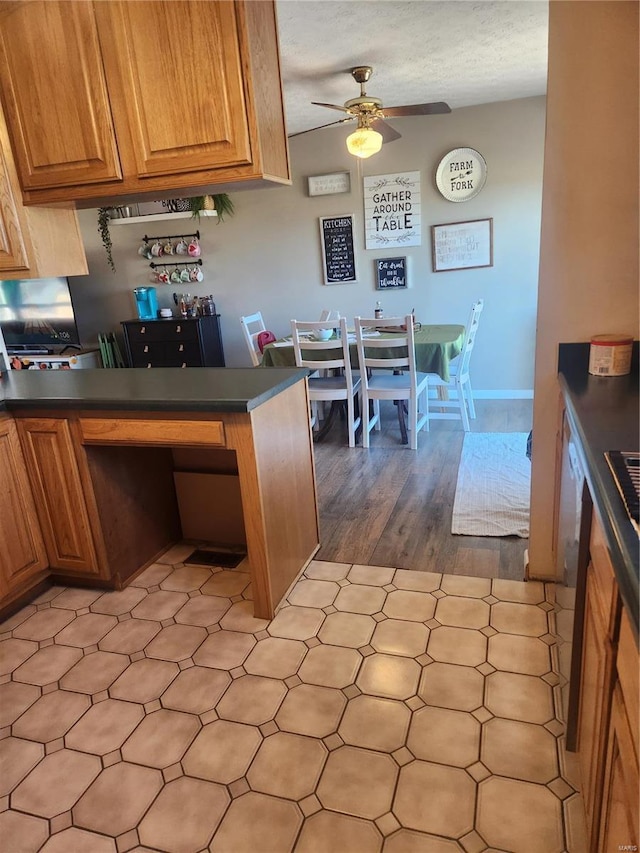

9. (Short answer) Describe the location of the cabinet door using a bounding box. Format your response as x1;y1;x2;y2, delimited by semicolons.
95;1;252;179
16;418;102;576
0;417;47;596
577;567;616;848
598;683;639;852
0;138;29;272
0;1;122;191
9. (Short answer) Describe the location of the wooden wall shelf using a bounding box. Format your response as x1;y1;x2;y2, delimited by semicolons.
109;211;217;226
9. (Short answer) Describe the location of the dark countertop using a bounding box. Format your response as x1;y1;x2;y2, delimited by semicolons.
0;367;310;414
558;343;639;635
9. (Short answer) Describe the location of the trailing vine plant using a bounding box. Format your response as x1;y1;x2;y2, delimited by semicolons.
97;207;115;272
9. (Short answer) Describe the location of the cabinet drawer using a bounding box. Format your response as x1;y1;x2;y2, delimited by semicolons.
124;321;200;342
80;418;226;448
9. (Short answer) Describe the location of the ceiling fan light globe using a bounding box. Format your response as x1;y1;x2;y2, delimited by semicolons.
346;126;383;158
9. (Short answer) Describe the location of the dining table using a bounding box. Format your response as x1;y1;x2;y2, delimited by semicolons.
261;323;466;444
261;323;465;443
261;323;465;381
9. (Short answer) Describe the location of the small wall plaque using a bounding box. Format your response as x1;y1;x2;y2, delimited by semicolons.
375;257;408;290
308;172;351;197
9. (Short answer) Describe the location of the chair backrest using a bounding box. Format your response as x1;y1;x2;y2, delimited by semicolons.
290;317;356;388
354;315;419;381
240;312;267;366
458;299;484;377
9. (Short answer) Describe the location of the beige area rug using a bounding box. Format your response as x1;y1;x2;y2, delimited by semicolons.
452;432;531;538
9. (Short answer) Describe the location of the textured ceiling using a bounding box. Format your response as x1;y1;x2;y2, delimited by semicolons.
276;0;549;136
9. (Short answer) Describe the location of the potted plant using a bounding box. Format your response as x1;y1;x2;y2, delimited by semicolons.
188;193;235;222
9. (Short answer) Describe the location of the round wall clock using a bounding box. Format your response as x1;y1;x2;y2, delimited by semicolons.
435;147;487;202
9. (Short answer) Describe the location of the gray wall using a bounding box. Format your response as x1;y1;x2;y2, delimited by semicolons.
71;95;545;393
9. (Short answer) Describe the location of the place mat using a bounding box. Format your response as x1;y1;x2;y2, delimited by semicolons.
376;322;421;333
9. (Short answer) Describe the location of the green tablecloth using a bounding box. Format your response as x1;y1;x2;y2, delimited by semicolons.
261;324;465;382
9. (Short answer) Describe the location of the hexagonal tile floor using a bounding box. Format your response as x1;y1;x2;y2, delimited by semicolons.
0;551;587;852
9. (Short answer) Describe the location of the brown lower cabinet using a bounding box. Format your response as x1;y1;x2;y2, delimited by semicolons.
597;610;639;852
575;508;639;852
1;378;319;621
0;414;48;601
16;417;105;577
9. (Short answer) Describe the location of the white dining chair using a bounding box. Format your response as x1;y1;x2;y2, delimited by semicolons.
240;311;272;366
426;298;484;431
291;317;361;447
354;315;429;450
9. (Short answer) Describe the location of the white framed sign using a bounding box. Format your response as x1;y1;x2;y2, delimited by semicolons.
431;218;494;272
364;171;421;249
308;172;351;196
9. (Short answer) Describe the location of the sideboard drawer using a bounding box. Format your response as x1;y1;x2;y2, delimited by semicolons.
121;316;225;368
124;321;200;343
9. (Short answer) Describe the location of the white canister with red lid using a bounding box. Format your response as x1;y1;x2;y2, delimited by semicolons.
588;334;633;376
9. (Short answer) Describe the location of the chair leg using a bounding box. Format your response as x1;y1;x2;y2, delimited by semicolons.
457;378;471;431
361;391;370;448
373;399;381;432
409;394;418;450
465;378;477;419
419;386;429;432
347;391;361;448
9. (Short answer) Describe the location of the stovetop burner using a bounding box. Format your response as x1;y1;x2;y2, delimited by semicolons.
605;451;639;533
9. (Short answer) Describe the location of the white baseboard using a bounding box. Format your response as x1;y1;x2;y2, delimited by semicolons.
429;389;534;401
473;390;534;399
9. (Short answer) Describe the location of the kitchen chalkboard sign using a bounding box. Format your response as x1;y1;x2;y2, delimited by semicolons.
319;214;358;285
375;256;408;290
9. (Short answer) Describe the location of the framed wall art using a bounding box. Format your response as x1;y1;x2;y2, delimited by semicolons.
319;214;358;285
431;218;493;272
375;257;408;290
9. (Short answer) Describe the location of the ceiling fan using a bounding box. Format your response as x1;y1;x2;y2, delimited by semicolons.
290;66;451;158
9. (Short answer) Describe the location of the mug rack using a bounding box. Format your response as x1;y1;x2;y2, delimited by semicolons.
142;230;200;243
149;259;202;269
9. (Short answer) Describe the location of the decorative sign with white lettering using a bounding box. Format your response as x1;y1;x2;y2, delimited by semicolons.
375;257;408;290
308;172;351;196
319;214;358;285
431;218;493;272
364;172;421;249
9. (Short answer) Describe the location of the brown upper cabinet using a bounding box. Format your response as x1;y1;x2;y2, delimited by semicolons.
0;1;291;207
0;94;87;278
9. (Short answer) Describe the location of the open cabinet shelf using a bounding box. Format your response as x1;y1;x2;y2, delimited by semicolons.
109;211;218;226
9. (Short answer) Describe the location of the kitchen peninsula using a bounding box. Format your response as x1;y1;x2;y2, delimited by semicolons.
0;368;319;621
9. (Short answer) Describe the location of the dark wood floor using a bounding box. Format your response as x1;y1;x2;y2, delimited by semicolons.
313;398;533;580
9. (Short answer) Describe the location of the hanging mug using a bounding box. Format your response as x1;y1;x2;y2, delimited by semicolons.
157;269;170;284
170;268;182;284
187;238;201;258
151;241;163;257
164;241;175;255
175;238;188;255
189;265;203;282
138;241;150;257
180;266;191;283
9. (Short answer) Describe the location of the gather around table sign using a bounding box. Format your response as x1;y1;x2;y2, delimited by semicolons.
262;324;465;382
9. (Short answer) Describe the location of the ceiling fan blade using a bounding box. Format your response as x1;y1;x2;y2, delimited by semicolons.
288;117;353;138
311;101;350;113
382;101;452;117
371;118;402;144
